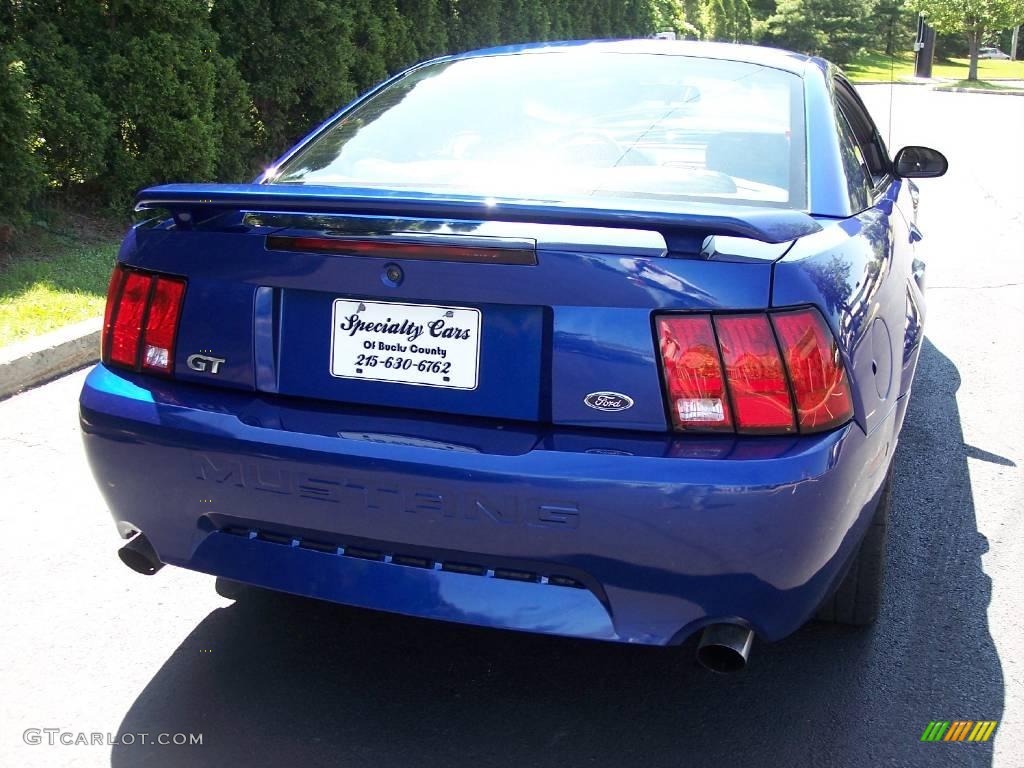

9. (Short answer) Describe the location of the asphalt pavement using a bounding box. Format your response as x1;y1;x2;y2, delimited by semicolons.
1;85;1021;767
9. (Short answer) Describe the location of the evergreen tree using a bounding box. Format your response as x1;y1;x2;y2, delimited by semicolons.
8;0;906;223
214;0;357;163
764;0;880;62
0;43;42;225
450;0;504;50
101;1;226;205
522;1;554;39
397;0;450;59
348;0;401;91
15;17;113;192
213;55;256;181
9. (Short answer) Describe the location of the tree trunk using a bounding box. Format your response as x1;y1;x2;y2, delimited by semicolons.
968;29;980;81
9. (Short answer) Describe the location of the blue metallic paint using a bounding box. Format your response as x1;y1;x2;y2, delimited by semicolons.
138;183;823;244
776;183;919;438
802;60;853;217
278;292;548;422
125;223;772;428
81;41;928;647
81;364;893;644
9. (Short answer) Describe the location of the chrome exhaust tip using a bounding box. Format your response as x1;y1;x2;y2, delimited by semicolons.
118;533;164;575
696;624;754;673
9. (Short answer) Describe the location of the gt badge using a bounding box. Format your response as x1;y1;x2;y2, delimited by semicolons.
187;353;226;374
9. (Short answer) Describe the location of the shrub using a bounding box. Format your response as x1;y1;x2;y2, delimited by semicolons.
0;48;43;226
17;19;113;193
3;0;681;219
214;0;359;164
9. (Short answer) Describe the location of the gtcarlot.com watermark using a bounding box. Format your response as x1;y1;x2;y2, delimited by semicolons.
24;728;202;746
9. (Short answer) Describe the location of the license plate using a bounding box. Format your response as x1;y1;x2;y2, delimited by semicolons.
330;299;481;389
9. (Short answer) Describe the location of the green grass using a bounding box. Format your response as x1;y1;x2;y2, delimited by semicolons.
844;51;1024;83
0;220;120;348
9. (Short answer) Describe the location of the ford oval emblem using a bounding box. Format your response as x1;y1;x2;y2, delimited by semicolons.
584;391;634;412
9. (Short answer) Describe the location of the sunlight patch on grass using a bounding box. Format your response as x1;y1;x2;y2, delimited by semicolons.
933;58;1024;80
0;243;118;348
843;51;917;82
844;51;1024;83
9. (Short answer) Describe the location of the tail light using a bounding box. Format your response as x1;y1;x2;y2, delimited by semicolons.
656;308;853;434
714;314;795;433
102;265;186;375
771;308;855;432
656;315;732;431
266;235;537;265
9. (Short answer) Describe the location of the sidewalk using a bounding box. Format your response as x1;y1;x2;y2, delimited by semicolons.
0;317;100;400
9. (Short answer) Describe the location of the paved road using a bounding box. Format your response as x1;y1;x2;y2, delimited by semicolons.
1;86;1022;768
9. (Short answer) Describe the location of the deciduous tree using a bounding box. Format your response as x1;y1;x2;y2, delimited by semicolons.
704;0;754;41
911;0;1024;79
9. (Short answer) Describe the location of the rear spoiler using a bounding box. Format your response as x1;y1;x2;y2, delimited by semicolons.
135;183;822;244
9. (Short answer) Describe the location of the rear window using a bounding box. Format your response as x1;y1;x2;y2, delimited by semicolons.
272;52;807;210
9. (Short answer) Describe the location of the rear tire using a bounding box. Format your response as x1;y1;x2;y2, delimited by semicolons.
815;469;891;626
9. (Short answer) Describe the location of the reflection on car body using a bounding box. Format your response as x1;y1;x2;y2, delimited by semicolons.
81;40;946;672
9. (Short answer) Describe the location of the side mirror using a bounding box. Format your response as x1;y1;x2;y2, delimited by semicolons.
893;146;948;179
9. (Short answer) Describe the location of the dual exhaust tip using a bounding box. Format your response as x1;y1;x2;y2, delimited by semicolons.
118;532;163;576
117;534;755;672
696;623;754;673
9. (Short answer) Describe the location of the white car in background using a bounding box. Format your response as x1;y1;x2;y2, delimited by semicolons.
978;47;1010;60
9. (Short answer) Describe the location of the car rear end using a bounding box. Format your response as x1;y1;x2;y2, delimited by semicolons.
81;43;895;654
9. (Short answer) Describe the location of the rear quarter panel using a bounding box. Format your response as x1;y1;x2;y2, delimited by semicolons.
773;180;919;437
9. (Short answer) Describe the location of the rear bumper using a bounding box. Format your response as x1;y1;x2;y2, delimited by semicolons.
80;364;893;645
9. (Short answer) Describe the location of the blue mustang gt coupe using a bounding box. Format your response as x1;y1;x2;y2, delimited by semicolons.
80;40;946;672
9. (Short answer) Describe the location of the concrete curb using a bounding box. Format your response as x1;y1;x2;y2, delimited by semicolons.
855;79;1024;95
933;86;1024;96
852;79;931;86
0;317;101;400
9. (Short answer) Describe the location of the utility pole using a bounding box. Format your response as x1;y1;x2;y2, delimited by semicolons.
1011;25;1020;61
914;14;936;78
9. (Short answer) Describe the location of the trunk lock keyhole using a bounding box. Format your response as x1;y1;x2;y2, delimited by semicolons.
382;264;404;287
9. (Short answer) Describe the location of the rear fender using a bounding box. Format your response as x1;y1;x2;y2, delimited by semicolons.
772;183;915;437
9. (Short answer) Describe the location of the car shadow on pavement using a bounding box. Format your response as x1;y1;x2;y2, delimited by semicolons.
111;338;1002;768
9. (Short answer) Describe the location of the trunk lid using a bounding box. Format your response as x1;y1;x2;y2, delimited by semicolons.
131;183;809;431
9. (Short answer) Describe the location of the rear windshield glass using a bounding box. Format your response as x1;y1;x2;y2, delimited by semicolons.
272;52;807;210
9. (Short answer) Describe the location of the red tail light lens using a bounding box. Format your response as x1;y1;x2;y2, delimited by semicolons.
266;235;537;265
102;266;126;347
141;277;186;372
102;266;186;375
109;271;151;367
771;309;854;433
656;308;853;434
657;315;733;431
713;314;796;433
